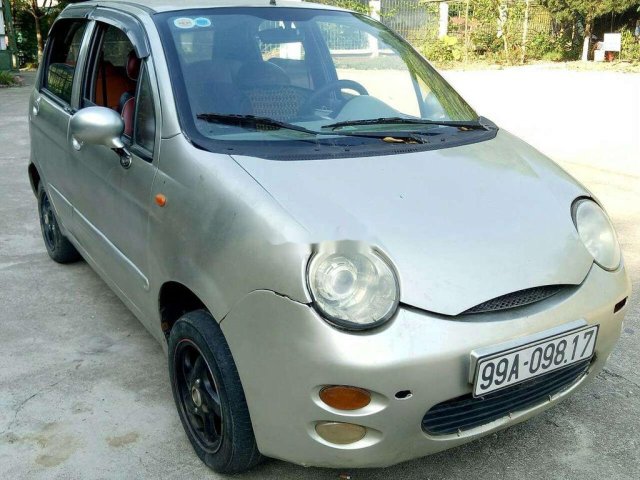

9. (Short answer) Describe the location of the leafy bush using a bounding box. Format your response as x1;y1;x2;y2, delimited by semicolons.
421;35;464;63
471;30;503;57
0;71;17;87
620;29;640;62
527;33;569;61
527;33;553;58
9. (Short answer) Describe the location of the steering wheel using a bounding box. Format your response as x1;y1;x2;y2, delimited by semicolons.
300;79;369;117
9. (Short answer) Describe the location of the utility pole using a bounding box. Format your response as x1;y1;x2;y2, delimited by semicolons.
521;0;530;64
464;0;470;64
369;0;380;57
438;2;449;39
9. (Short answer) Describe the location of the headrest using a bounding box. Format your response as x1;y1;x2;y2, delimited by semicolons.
186;59;234;85
126;50;141;81
237;61;290;88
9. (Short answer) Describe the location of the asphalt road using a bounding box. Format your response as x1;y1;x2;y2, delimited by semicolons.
1;69;639;480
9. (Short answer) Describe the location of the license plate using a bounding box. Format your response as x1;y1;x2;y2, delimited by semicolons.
473;325;598;397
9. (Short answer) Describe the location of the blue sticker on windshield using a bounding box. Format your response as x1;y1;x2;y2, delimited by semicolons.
194;17;212;28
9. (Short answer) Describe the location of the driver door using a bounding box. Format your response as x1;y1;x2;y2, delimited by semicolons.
67;18;159;322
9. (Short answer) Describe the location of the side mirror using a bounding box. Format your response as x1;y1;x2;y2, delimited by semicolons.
70;106;125;150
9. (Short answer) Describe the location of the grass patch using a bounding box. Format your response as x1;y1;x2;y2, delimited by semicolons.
0;71;18;87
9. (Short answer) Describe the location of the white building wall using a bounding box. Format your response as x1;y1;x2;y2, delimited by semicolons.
0;0;6;50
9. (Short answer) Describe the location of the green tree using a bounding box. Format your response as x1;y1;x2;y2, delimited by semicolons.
12;0;66;62
461;0;526;64
541;0;640;59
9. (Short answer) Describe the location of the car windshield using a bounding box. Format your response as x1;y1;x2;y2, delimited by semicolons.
155;7;487;158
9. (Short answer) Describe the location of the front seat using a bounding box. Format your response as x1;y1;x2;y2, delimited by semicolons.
186;58;243;115
120;51;141;137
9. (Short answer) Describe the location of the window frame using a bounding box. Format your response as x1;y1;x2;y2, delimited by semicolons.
81;21;136;109
130;61;157;162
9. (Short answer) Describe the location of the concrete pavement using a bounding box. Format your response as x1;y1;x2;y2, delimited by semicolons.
444;66;640;178
0;69;639;479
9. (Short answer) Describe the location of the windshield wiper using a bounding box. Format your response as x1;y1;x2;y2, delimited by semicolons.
196;113;428;143
197;113;322;136
322;117;488;131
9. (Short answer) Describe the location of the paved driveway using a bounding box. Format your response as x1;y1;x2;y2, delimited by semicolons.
0;69;639;479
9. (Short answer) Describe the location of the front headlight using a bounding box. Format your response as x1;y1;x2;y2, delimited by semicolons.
307;247;399;330
572;198;621;271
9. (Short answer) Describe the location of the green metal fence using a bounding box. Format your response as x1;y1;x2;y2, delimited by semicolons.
307;0;554;48
381;0;438;44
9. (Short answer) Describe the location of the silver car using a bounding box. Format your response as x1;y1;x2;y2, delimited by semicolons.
28;0;631;473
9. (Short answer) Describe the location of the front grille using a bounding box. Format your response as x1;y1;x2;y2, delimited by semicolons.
422;359;590;435
463;285;568;314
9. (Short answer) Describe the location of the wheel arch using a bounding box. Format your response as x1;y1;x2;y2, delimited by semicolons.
159;281;209;340
28;163;41;197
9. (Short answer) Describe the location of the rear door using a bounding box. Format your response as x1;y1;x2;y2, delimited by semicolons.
30;18;91;225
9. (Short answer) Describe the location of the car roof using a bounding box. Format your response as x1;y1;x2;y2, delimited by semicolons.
68;0;347;14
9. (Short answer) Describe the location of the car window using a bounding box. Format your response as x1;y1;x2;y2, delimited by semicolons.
91;25;137;111
101;27;134;67
317;21;423;118
43;20;88;104
134;66;156;154
258;20;311;90
155;8;483;159
258;21;305;59
173;28;215;65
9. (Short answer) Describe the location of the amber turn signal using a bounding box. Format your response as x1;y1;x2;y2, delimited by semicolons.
155;193;167;207
319;385;371;411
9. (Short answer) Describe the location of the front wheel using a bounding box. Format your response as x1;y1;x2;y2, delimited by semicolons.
168;310;262;473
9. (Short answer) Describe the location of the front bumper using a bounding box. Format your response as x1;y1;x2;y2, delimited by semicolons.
220;264;630;468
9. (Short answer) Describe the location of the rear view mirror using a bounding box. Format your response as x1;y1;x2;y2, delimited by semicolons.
70;107;125;150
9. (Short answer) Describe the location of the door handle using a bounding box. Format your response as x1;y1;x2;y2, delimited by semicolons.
72;137;83;151
32;96;41;116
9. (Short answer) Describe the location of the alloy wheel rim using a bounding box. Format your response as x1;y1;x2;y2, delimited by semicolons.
174;340;224;453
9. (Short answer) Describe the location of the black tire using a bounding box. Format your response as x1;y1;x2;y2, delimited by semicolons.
168;310;263;473
37;183;81;264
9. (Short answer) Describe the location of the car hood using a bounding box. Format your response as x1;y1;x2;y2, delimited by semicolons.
231;130;594;316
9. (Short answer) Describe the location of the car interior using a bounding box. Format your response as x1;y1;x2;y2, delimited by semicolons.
43;21;148;141
168;14;426;136
90;26;141;137
179;19;332;122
